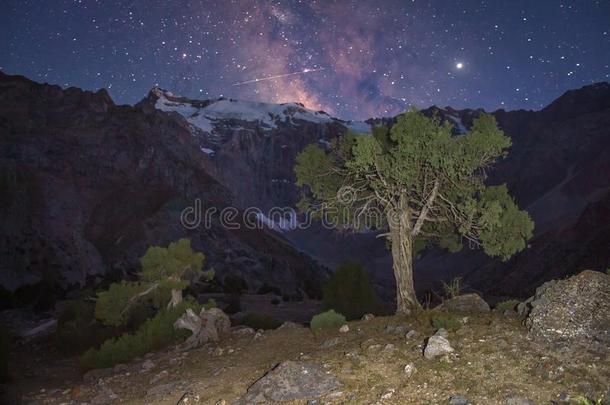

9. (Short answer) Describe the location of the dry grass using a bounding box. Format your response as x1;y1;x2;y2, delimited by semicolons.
10;311;610;404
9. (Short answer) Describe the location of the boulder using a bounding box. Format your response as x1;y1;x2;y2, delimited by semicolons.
525;270;610;347
440;293;490;313
241;361;341;403
424;334;455;359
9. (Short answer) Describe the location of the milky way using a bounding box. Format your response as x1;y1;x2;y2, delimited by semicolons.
1;0;609;120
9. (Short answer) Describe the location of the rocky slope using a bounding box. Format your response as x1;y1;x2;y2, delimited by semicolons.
0;72;328;307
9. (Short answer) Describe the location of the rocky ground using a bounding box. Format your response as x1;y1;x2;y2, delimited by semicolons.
4;308;608;405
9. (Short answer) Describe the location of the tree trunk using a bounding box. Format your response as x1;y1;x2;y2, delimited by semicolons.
388;210;418;314
168;288;183;309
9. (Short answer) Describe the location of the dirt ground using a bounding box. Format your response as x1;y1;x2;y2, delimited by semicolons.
4;310;609;404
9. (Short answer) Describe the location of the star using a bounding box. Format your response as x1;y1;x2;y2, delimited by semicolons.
456;62;464;70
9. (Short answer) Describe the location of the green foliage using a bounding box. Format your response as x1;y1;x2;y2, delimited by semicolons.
0;323;9;380
573;395;604;405
322;262;382;320
241;313;282;330
310;309;346;332
295;109;534;270
441;277;462;299
431;314;461;331
95;281;152;327
140;238;204;284
203;298;217;309
94;238;206;327
55;299;119;355
495;299;520;311
80;298;200;369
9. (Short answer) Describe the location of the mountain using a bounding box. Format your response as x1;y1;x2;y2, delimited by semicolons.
0;72;329;308
139;81;610;300
1;70;609;308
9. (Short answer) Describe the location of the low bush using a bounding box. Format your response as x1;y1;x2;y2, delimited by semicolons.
441;277;462;299
431;314;461;331
241;313;282;330
322;262;382;320
54;299;120;355
310;309;346;332
495;299;520;311
80;298;200;369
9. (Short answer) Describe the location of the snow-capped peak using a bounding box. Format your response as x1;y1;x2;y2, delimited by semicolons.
151;87;371;135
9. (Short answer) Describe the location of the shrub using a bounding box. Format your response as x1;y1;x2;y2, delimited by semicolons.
54;299;120;355
241;313;282;330
441;277;462;299
495;299;520;312
310;309;346;332
431;314;461;331
80;298;200;369
322;262;382;320
0;323;9;381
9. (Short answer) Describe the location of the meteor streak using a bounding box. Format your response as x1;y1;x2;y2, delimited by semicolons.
232;67;325;86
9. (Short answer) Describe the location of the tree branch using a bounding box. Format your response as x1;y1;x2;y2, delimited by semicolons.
411;179;439;237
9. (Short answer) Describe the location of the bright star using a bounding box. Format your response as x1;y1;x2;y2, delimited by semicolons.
456;62;464;69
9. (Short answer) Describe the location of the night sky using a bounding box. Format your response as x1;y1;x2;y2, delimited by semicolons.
1;1;609;120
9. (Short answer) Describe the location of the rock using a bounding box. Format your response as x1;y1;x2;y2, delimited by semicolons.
149;370;169;384
424;335;454;359
383;343;396;352
321;337;341;349
525;270;610;347
141;359;155;371
403;363;417;378
233;326;256;336
385;324;410;335
449;394;470;405
381;388;395;400
83;368;114;383
113;364;129;374
241;361;341;403
440;293;490;313
506;397;536;405
90;384;118;404
339;324;349;333
253;331;264;341
361;313;375;321
435;328;449;338
278;322;303;330
176;391;201;404
405;330;419;339
517;280;557;317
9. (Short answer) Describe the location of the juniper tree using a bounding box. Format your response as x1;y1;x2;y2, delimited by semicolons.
295;110;534;314
95;238;213;326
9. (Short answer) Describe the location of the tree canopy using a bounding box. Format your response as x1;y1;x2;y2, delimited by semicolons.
295;110;533;312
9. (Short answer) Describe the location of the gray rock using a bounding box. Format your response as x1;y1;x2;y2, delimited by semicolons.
278;321;303;330
321;337;341;349
449;394;470;405
232;326;256;336
424;335;454;359
405;329;420;339
403;363;417;378
141;359;155;371
435;328;449;338
339;324;349;333
83;367;114;383
525;270;610;347
440;293;490;313
242;361;341;403
90;384;118;404
361;313;375;321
